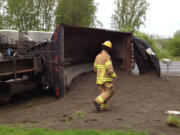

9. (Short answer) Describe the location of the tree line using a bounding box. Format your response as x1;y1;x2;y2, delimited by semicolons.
0;0;149;32
0;0;57;31
0;0;100;31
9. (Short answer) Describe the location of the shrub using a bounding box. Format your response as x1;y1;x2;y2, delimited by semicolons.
168;35;180;56
135;32;169;59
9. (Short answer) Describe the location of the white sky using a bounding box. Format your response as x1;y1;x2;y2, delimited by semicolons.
95;0;180;37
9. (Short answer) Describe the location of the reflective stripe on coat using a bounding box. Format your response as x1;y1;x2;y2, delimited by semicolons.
94;50;117;84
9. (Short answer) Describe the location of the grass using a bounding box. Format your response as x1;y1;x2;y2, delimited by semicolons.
0;125;150;135
66;111;87;124
27;103;36;108
167;115;180;128
74;111;87;118
171;56;180;61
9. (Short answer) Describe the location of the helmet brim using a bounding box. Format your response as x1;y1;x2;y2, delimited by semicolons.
102;44;112;49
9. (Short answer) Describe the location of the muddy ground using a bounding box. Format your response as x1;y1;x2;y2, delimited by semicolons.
0;71;180;135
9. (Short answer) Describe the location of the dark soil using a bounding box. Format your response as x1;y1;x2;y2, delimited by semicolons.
0;71;180;135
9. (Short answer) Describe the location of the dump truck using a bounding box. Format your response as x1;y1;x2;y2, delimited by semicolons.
0;24;160;102
0;30;52;102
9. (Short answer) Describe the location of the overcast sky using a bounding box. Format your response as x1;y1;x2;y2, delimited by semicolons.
95;0;180;37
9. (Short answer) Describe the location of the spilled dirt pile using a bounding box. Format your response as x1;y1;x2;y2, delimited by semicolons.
0;71;180;135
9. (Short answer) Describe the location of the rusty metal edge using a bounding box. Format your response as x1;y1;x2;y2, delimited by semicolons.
59;24;65;97
62;23;132;35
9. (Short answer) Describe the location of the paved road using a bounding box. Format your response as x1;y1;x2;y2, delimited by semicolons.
132;61;180;76
160;61;180;76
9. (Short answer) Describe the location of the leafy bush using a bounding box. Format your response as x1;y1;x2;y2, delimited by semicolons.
135;32;155;47
135;32;170;59
168;35;180;56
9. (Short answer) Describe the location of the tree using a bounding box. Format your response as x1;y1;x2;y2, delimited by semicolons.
0;0;6;29
5;0;57;31
111;0;149;32
55;0;98;27
5;0;41;31
38;0;58;30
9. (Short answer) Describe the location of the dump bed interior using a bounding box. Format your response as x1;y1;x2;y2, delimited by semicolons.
63;25;132;68
62;25;132;89
29;24;132;97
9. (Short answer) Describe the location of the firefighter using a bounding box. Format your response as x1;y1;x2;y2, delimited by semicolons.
93;40;117;112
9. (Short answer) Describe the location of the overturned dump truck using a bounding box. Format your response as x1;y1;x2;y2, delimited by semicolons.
29;24;133;98
0;30;52;102
0;57;42;101
0;24;160;102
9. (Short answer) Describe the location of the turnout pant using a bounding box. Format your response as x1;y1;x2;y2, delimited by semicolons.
95;82;115;110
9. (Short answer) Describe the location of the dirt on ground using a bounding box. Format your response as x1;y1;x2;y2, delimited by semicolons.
0;71;180;135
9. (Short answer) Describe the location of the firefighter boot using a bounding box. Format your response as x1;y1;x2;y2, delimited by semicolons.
100;103;109;111
93;101;100;112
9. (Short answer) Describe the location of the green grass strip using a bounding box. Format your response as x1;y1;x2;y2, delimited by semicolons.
0;125;149;135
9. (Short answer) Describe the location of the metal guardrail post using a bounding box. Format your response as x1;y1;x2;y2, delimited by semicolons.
162;59;172;80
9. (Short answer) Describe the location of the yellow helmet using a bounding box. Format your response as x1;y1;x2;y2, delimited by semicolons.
102;40;112;49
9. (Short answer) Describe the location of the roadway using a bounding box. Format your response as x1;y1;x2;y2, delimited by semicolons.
132;61;180;76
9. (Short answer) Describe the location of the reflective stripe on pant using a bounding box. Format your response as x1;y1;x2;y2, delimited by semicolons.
100;103;108;111
95;82;115;105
